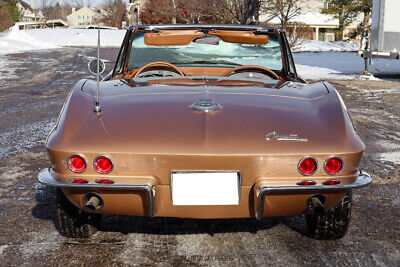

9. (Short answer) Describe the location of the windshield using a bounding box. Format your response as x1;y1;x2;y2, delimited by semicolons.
128;31;283;70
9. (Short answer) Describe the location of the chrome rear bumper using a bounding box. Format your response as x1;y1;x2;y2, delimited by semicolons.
38;168;371;220
38;168;156;217
254;171;372;220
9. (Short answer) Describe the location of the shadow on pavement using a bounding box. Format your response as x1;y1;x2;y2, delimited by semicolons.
31;185;311;238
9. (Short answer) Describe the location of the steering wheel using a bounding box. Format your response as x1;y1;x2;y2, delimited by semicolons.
223;65;280;80
133;61;186;78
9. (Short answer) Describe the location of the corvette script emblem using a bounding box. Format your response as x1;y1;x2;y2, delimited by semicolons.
189;99;222;113
264;132;308;142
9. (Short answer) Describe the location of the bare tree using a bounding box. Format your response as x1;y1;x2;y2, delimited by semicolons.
140;0;262;25
218;0;262;24
99;0;126;28
262;0;305;29
35;0;53;26
46;2;73;20
140;0;175;24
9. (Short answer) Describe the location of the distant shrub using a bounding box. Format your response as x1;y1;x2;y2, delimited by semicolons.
0;9;13;32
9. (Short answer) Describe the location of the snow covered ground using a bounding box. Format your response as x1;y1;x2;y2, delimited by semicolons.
0;26;399;80
293;39;358;52
294;52;400;80
0;26;125;54
0;26;359;54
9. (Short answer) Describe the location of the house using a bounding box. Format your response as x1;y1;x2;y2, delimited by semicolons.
260;0;363;42
66;7;104;28
261;11;339;42
302;0;363;42
16;0;43;22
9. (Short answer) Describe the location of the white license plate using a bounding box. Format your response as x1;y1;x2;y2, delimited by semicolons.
171;172;240;206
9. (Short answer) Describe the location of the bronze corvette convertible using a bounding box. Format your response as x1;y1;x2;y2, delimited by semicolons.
38;24;372;239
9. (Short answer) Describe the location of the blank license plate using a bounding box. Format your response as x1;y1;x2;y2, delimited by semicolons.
171;172;240;206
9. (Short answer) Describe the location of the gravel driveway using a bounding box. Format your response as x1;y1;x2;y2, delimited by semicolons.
0;48;399;266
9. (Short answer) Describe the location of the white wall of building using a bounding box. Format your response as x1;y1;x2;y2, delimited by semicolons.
66;7;102;28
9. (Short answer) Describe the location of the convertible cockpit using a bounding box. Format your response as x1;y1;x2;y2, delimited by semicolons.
115;26;295;82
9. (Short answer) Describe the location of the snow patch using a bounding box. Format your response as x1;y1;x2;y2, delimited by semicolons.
0;167;30;187
294;39;359;52
20;231;61;261
0;56;18;80
0;245;8;256
0;118;56;158
0;27;125;54
296;64;355;80
378;152;400;165
0;25;58;54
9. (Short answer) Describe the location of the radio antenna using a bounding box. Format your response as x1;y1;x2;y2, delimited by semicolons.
94;25;101;113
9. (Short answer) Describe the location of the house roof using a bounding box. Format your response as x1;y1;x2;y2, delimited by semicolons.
16;0;33;11
260;12;339;26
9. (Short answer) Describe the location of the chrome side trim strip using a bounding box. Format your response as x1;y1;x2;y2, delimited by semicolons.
255;171;372;220
38;168;156;217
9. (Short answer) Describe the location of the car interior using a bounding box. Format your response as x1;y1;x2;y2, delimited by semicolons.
115;29;292;82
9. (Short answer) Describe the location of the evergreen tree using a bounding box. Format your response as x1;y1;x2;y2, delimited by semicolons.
0;0;20;22
0;0;20;31
349;0;373;34
322;0;372;41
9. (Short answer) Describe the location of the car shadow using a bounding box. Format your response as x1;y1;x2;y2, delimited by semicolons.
31;184;61;234
31;185;310;238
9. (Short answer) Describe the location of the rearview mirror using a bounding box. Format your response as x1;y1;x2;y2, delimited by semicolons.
193;36;220;45
88;59;106;75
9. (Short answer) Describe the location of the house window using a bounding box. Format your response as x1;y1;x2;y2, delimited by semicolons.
87;15;91;19
324;1;330;9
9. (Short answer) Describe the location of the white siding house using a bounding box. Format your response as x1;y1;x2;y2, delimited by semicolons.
66;7;103;28
260;0;363;42
16;0;43;22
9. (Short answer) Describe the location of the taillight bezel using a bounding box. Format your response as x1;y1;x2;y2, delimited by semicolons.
324;156;344;175
67;154;87;173
93;155;114;174
298;157;319;176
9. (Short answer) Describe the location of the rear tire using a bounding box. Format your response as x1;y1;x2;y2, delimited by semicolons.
56;189;101;238
306;191;352;240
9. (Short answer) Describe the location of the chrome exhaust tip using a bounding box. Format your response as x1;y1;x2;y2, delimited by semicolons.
83;193;103;213
307;195;326;214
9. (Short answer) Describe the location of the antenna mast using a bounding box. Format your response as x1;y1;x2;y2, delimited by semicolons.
94;25;101;113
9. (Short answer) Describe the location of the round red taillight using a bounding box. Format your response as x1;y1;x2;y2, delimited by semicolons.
68;155;86;173
71;178;88;184
298;157;318;176
94;156;113;174
297;180;317;186
324;157;343;175
323;179;341;185
95;179;114;185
